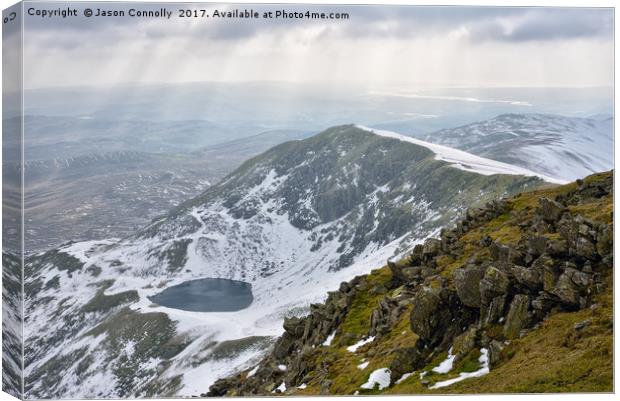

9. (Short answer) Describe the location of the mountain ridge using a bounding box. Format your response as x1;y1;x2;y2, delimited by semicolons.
357;125;566;184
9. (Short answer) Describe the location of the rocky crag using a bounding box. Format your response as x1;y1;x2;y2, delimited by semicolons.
209;171;613;395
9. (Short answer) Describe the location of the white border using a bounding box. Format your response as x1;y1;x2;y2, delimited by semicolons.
0;1;616;401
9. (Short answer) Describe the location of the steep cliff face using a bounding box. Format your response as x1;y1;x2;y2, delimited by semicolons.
210;171;613;395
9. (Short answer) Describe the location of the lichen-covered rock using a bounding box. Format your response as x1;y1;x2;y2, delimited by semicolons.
422;238;442;257
388;261;408;284
531;292;555;317
573;236;598;260
596;224;613;257
489;242;511;264
286;352;310;385
273;334;296;360
487;339;505;368
479;266;512;326
552;268;592;307
516;254;552;291
388;347;425;382
369;297;402;336
504;294;531;339
410;287;448;341
207;378;237;396
539;197;565;223
481;295;507;327
557;215;601;262
283;317;305;337
527;236;548;259
408;244;424;266
388;261;426;284
564;267;591;288
546;238;568;256
454;265;487;308
543;260;562;293
452;326;478;360
480;266;511;305
512;264;542;291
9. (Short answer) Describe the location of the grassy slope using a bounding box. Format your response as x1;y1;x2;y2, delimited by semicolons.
284;171;613;395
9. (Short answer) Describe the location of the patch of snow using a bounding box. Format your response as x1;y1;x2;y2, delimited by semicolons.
347;336;375;353
123;340;136;357
297;383;307;390
432;347;456;374
396;372;413;384
276;382;287;392
360;368;391;390
246;365;259;378
430;348;490;389
278;364;287;371
323;331;336;346
356;125;566;184
357;361;370;370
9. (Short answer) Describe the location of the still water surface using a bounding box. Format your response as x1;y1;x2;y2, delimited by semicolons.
149;278;253;312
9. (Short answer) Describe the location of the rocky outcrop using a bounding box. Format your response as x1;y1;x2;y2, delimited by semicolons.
451;326;478;361
503;294;531;339
479;266;511;327
539;197;566;223
388;345;425;383
369;297;404;336
207;275;368;396
208;172;613;396
454;265;486;308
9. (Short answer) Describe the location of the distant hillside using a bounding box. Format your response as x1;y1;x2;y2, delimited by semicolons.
417;113;613;182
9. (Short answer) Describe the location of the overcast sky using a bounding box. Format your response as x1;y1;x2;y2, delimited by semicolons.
21;3;614;89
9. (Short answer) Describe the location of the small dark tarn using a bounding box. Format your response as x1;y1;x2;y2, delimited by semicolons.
148;278;253;312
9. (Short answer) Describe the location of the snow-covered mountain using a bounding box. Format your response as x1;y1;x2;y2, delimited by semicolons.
417;113;613;182
23;125;545;398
